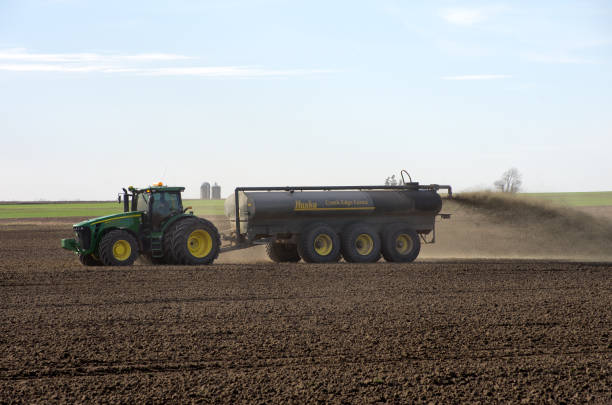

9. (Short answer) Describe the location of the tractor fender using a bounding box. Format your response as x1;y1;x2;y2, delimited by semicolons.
160;213;197;233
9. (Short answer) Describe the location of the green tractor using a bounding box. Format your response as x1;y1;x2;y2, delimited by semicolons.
61;183;220;266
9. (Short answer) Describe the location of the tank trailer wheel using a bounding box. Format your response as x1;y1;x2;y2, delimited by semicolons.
381;225;421;263
266;243;301;263
98;230;139;266
79;253;102;266
170;218;220;265
298;223;341;263
341;224;381;263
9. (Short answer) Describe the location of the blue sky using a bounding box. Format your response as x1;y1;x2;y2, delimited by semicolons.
1;0;611;200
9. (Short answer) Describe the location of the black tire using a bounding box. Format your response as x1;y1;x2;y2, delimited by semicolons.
98;230;139;266
341;224;381;263
171;217;220;265
266;243;301;263
297;223;341;263
381;225;421;263
79;253;102;266
162;220;181;264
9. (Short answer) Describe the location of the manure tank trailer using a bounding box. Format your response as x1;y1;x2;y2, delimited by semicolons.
61;173;451;265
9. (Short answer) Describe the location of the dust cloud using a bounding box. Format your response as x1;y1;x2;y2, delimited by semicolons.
215;245;269;264
209;216;270;264
422;192;612;261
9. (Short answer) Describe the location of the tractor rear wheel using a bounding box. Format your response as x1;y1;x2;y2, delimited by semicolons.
98;230;139;266
341;224;381;263
381;225;420;263
298;223;341;263
170;218;220;265
162;220;181;264
79;253;102;266
266;243;300;263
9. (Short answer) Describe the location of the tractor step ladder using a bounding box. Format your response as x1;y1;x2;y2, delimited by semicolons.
151;235;164;258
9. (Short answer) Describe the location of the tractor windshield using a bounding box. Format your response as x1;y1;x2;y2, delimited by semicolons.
150;191;182;230
153;192;182;214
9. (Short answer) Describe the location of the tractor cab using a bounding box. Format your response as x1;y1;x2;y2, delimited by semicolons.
125;184;185;231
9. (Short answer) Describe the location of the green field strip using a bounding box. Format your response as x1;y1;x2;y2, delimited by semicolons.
0;202;123;219
1;192;610;219
182;199;226;216
521;191;612;207
0;200;225;219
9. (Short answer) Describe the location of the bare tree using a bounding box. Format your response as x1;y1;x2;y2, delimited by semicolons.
385;175;398;186
494;168;522;193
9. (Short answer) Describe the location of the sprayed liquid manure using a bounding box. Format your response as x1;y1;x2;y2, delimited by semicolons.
423;191;612;261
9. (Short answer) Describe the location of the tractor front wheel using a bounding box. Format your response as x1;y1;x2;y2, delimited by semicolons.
98;230;139;266
79;253;102;266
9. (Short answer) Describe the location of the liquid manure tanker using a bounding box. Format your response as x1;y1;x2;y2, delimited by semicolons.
61;172;452;266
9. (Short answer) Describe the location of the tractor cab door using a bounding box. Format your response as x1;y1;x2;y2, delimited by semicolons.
149;191;183;231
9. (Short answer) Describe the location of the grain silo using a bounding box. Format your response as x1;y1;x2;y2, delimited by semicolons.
212;182;221;200
200;182;210;200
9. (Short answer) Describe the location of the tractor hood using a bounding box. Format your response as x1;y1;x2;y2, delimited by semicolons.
73;212;143;228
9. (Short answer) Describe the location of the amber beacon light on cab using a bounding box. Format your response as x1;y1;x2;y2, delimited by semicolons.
61;172;452;266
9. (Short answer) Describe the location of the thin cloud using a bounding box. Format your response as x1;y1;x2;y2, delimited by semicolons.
142;67;335;77
0;49;192;63
441;8;486;25
436;39;488;57
442;75;512;81
0;49;333;77
0;63;333;77
0;63;105;72
525;52;595;65
569;38;612;49
440;6;506;26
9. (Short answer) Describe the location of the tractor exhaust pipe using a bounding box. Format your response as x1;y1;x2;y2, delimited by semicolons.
122;188;130;212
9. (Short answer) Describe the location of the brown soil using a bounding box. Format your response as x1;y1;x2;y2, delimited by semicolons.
578;206;612;222
1;222;611;403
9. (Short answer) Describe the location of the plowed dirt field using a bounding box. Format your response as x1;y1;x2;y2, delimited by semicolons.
1;219;611;403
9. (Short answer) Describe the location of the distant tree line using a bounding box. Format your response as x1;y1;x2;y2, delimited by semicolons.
385;168;523;193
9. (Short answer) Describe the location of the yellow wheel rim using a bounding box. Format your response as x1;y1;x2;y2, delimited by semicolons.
355;233;374;256
313;234;333;256
112;240;132;261
395;234;413;255
188;229;213;258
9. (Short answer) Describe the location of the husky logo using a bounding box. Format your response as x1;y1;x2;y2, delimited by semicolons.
295;200;317;210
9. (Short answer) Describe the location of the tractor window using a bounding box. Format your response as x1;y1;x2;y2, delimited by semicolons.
151;192;181;213
165;193;181;212
136;193;149;212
